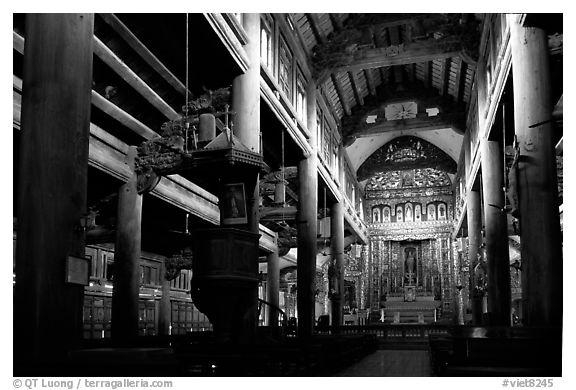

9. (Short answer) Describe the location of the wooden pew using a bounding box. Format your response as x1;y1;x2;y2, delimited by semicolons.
429;326;562;376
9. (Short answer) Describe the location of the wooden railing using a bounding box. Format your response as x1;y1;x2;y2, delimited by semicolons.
316;324;452;339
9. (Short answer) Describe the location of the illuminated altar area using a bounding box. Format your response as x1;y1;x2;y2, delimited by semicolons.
358;136;459;323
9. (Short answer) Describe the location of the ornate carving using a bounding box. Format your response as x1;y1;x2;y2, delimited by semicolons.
165;249;193;281
312;14;475;78
134;87;232;194
182;87;232;117
370;225;453;242
135;134;186;194
365;168;452;192
277;224;297;256
437;14;481;63
312;28;364;79
365;185;453;201
358;136;456;181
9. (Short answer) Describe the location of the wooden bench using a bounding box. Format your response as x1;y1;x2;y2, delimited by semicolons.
429;326;562;376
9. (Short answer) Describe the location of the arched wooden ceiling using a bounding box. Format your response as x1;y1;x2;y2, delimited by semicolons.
290;13;480;181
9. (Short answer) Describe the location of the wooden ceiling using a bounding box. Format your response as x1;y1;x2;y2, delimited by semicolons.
290;13;479;145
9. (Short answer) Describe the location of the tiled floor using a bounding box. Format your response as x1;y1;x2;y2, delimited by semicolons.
335;350;432;376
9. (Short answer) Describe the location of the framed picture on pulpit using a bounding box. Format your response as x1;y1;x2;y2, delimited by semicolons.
222;183;248;225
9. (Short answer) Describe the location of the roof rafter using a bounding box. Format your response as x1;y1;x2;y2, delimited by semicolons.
331;73;352;116
349;71;364;106
306;13;327;44
439;58;451;97
452;57;465;103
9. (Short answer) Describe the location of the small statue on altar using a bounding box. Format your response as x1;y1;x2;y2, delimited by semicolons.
404;248;416;284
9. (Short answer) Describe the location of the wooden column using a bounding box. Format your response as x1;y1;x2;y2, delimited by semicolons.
232;14;261;236
231;14;261;335
330;202;345;326
297;81;318;337
464;130;483;324
466;189;483;324
509;17;562;327
232;13;261;232
14;14;93;368
266;248;280;327
111;146;143;340
158;262;171;336
232;13;261;154
480;139;511;326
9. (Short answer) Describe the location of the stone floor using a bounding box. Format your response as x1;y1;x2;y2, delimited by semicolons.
334;350;432;376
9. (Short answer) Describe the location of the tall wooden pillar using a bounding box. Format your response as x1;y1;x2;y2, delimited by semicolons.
14;14;93;369
330;202;345;326
230;13;261;336
232;12;261;234
158;262;171;336
232;13;260;156
111;147;143;340
464;130;483;324
297;81;318;337
466;189;483;324
266;248;280;327
480;138;511;326
509;17;562;327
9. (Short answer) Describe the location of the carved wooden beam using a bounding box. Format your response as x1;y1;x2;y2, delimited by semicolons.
423;60;432;89
349;70;364;106
342;80;464;130
333;38;461;73
354;112;465;138
331;73;351;116
439;58;451;97
452;57;464;103
364;68;377;96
